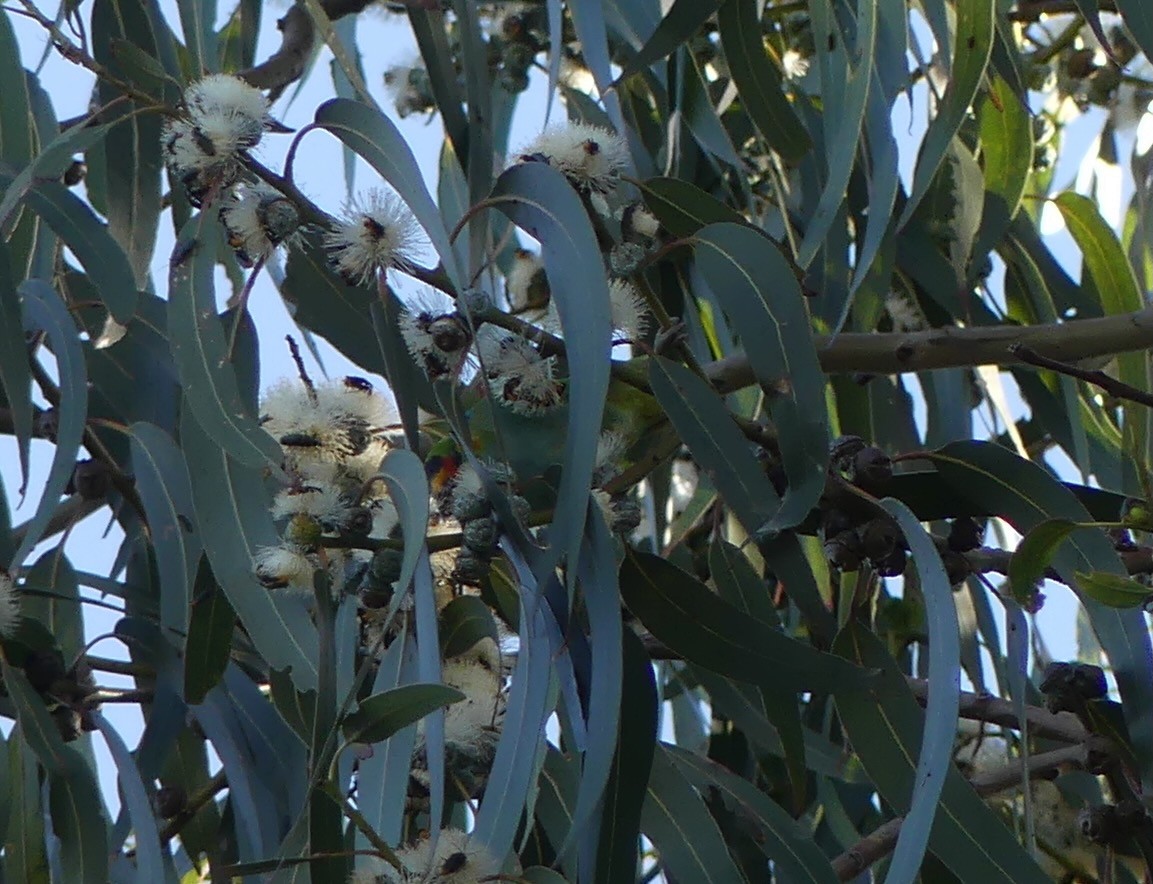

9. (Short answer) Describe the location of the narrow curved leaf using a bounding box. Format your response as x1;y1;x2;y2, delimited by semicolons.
91;712;169;884
168;214;281;468
667;745;838;884
181;408;319;692
12;280;87;568
377;447;430;596
639;176;745;238
21;549;82;662
696;222;828;530
183;556;234;703
487;162;613;584
620;548;868;693
0;209;32;490
1008;518;1080;605
1115;0;1153;65
0;658;67;773
129;422;199;643
7;736;49;883
717;0;810;163
314;97;464;288
833;622;1048;883
615;0;718;84
880;498;961;884
48;747;109;884
898;0;994;227
342;683;464;745
567;1;624;133
642;745;747;884
931;440;1153;781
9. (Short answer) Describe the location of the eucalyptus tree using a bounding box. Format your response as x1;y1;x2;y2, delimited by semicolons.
2;0;1153;881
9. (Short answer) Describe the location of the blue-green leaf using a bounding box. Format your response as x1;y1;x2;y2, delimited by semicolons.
897;0;995;227
181;408;320;692
487;163;613;584
12;281;87;568
695;222;828;530
129;422;200;643
6;736;49;883
0;246;32;487
341;683;464;745
0;659;68;774
167;213;281;468
314;97;464;288
377;448;430;596
1115;0;1153;65
183;556;234;704
880;498;961;883
48;747;109;884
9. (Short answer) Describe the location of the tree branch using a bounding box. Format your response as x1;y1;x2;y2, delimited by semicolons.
706;307;1153;390
1011;343;1153;408
906;678;1091;743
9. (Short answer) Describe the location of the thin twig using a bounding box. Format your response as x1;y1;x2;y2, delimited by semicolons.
1011;343;1153;409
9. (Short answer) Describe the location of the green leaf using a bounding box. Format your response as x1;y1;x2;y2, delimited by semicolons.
597;628;658;882
181;408;320;692
931;440;1153;784
1074;570;1153;609
167;213;281;469
48;747;108;884
6;736;49;884
696;222;828;530
177;0;216;75
407;6;470;162
487;162;613;583
183;556;235;704
91;712;166;882
129;422;200;642
614;0;719;84
667;745;838;883
342;683;464;746
648;355;779;531
12;281;88;568
620;548;869;693
898;0;995;227
439;595;499;660
1115;0;1153;66
377;448;430;596
716;0;810;163
314;97;464;288
92;0;166;284
973;76;1033;277
880;498;961;883
21;550;82;663
0;11;33;171
833;622;1049;882
798;0;876;268
0;246;31;487
0;659;67;774
642;744;747;883
1008;518;1081;606
638;176;745;238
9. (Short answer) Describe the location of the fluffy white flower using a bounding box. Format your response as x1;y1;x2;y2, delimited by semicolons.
184;74;270;148
271;484;347;524
438;656;506;751
516;122;629;192
594;429;628;485
324;189;424;285
253;544;314;590
482;337;562;415
620;203;661;240
885;292;925;332
505;249;548;313
219;182;300;267
368;498;400;540
0;574;21;638
260;378;398;478
398;291;471;380
782;49;811;81
384;827;501;883
608;278;650;340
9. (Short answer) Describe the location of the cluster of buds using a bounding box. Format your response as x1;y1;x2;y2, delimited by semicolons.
162;74;271;206
253;376;400;594
445;460;527;585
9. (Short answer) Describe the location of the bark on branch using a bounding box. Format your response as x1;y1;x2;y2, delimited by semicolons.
706;307;1153;389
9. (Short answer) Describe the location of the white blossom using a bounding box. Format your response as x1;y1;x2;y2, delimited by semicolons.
397;291;470;380
253;544;314;591
271;484;348;524
594;429;628;485
608;278;650;340
0;574;21;638
219;182;300;267
324;189;424;285
184;74;270;150
516;122;629;192
505;249;548;313
382;827;501;883
478;335;563;416
884;291;925;332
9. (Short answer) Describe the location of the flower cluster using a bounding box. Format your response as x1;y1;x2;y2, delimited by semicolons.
591;430;642;535
397;291;474;380
162;74;271;206
324;189;424;286
351;827;502;884
515;121;629;193
219;182;301;267
477;329;563;416
253;376;400;593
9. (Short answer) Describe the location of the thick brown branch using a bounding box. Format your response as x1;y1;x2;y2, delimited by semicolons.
832;817;903;881
706;307;1153;390
965;545;1153;580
